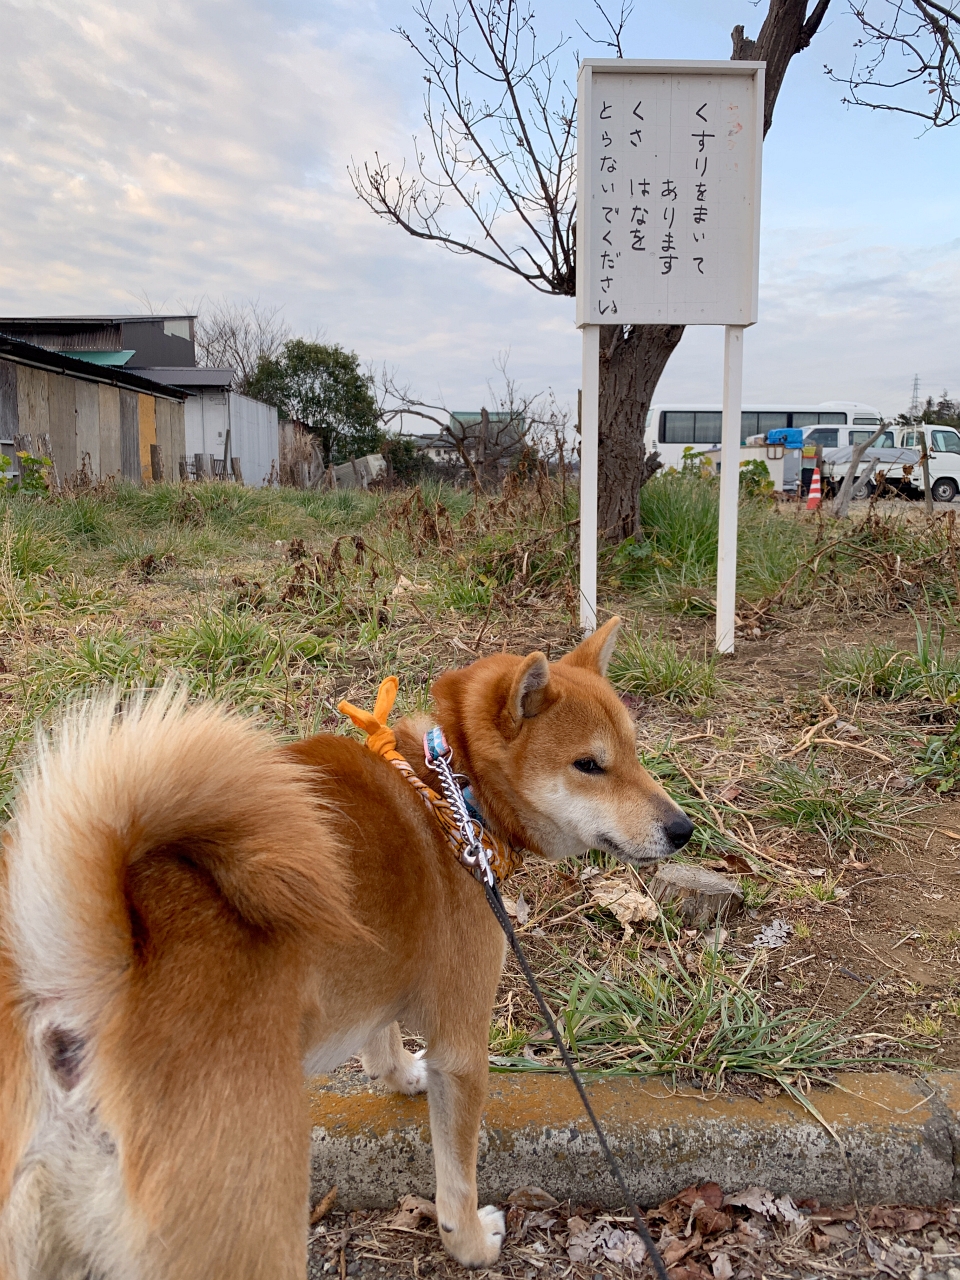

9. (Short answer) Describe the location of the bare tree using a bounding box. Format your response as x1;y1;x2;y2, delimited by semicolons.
194;298;291;393
828;0;959;127
353;0;959;543
376;354;569;484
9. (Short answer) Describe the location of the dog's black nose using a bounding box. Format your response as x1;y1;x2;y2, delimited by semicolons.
665;814;694;850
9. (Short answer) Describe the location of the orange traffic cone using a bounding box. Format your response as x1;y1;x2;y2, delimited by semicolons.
806;466;822;511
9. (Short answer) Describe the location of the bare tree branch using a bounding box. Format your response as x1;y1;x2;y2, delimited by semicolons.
576;0;634;57
827;0;959;126
194;298;291;392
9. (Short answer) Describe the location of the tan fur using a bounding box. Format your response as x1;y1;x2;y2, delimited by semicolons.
0;624;691;1277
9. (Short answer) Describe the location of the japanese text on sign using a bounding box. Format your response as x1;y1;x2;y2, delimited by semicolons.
576;63;762;327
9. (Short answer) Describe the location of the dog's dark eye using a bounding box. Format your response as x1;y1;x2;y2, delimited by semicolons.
573;757;603;774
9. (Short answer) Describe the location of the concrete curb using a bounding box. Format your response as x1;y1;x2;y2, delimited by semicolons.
308;1070;960;1209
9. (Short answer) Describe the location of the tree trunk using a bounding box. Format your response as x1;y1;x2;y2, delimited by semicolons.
594;0;831;545
596;323;684;542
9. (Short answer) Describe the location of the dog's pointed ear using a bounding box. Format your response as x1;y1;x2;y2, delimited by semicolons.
508;651;552;722
557;616;622;678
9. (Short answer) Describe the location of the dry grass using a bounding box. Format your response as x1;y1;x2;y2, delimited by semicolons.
1;476;959;1083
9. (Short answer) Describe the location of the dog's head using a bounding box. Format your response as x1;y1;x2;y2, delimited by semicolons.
431;617;693;865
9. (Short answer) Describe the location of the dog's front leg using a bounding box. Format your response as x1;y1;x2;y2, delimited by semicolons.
426;1053;504;1269
360;1023;427;1095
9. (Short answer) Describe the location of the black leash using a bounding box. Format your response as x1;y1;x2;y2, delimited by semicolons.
483;878;670;1280
422;727;669;1279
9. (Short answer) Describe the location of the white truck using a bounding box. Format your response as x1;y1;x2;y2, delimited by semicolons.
820;424;960;502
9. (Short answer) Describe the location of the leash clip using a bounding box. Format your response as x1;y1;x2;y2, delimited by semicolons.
423;728;496;888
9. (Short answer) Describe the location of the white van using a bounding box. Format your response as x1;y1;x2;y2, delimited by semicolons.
899;425;960;503
648;401;885;476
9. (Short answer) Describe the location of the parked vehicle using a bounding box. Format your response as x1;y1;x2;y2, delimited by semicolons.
899;425;960;503
649;401;884;487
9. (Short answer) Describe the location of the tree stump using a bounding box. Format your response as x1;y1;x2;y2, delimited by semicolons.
648;864;743;927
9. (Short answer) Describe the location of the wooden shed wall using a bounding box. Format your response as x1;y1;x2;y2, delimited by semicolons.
75;380;100;477
16;366;50;439
119;390;140;483
137;394;157;483
47;374;77;481
99;385;122;478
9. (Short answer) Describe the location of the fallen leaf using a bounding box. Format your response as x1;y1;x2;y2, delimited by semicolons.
588;876;658;937
696;1207;733;1236
661;1229;703;1266
722;1187;803;1225
507;1186;559;1210
567;1221;607;1262
506;1204;525;1235
722;853;755;875
866;1234;921;1276
565;1216;590;1238
709;1250;734;1280
868;1207;937;1232
718;782;742;804
514;893;530;925
390;1194;437;1230
750;919;793;950
310;1185;338;1225
391;575;428;596
525;1210;557;1229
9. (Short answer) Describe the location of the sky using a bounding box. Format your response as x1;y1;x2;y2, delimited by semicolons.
0;0;957;421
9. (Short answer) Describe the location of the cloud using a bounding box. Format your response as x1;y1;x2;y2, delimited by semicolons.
0;0;956;420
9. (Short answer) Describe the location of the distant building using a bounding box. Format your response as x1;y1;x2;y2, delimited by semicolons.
0;315;279;486
0;332;186;484
401;411;527;469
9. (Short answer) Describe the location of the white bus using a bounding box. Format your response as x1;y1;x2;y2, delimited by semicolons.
647;401;886;476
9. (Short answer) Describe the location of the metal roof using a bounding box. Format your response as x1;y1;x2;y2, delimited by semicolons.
134;366;233;389
0;334;187;399
0;314;195;327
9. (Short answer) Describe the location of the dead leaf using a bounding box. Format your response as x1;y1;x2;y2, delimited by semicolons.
709;1250;734;1280
310;1185;338;1225
389;1195;437;1230
866;1235;921;1277
391;575;428;596
507;1186;559;1210
718;782;742;803
661;1229;703;1266
867;1207;937;1233
588;876;658;937
567;1221;607;1262
502;894;530;925
506;1204;525;1236
722;1187;803;1225
525;1210;557;1229
722;853;755;875
565;1215;589;1238
696;1207;733;1236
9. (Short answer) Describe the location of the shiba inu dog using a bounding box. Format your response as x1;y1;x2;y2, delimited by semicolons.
0;617;692;1278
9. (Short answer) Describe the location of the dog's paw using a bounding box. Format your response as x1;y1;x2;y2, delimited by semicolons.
443;1205;505;1268
374;1048;427;1096
392;1048;428;1095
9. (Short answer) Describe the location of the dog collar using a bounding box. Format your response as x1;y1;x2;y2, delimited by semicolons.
340;686;523;886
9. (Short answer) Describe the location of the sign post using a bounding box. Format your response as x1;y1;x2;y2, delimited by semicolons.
575;59;764;649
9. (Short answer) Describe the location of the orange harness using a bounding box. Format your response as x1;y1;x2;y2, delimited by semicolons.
337;677;523;885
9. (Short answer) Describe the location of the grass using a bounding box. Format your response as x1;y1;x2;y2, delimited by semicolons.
757;761;902;858
0;472;956;1081
608;628;721;705
492;934;884;1093
823;619;960;705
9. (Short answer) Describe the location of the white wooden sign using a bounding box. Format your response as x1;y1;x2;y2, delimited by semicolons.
575;60;764;652
576;61;763;326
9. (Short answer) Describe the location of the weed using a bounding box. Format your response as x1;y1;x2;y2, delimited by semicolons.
740;878;773;910
608;629;720;706
793;920;812;940
494;942;878;1089
758;761;901;857
900;1012;943;1039
823;618;960;706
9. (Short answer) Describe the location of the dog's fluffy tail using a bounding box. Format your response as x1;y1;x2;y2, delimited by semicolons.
2;686;354;1279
